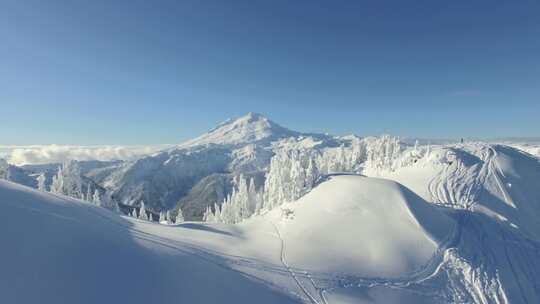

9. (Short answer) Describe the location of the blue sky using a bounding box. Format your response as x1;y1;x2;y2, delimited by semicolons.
1;0;539;144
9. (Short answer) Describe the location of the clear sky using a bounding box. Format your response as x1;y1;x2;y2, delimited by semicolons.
1;0;539;145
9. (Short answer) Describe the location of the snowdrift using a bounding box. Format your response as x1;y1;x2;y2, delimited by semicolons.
270;175;455;277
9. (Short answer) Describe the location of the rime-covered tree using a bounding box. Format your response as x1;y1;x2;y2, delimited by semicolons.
49;160;106;203
139;201;148;220
166;210;173;224
159;211;166;223
92;189;101;206
204;174;263;224
176;209;184;223
305;157;319;190
202;206;214;223
37;173;46;192
50;166;64;195
205;135;406;224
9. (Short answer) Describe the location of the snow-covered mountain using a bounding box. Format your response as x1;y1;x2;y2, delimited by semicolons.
178;112;303;148
100;113;335;219
2;141;539;303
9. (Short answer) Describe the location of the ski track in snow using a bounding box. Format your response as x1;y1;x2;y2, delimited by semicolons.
77;204;305;301
320;144;502;299
427;145;490;210
269;220;321;304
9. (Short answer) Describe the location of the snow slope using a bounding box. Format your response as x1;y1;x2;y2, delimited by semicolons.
369;143;540;303
1;174;459;304
0;180;299;304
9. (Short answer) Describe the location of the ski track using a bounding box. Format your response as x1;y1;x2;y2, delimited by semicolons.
325;144;494;298
427;145;490;210
79;205;306;302
269;220;321;304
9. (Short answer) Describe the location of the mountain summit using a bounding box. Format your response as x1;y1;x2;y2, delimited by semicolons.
179;112;300;148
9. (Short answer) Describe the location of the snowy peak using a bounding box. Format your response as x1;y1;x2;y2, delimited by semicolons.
179;112;300;148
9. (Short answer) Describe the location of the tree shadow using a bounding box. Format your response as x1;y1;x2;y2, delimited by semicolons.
177;222;235;236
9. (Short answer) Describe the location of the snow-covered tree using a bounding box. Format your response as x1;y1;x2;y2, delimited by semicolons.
37;173;46;192
85;184;92;202
205;174;264;224
204;135;406;224
92;189;101;206
48;160;115;209
159;211;166;223
202;206;214;222
176;209;184;223
364;135;402;171
262;149;321;211
50;161;86;199
166;210;173;224
305;157;319;189
139;201;148;220
50;166;64;195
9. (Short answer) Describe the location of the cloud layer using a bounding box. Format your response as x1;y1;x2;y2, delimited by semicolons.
0;145;170;165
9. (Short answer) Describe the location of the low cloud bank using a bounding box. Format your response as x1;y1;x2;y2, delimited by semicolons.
0;145;170;165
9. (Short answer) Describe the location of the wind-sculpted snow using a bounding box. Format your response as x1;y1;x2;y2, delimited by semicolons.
370;143;540;303
270;175;455;277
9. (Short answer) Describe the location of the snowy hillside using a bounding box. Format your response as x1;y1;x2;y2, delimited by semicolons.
0;180;298;304
2;141;540;303
0;174;456;304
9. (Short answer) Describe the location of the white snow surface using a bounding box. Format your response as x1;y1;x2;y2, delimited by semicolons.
1;174;457;304
2;142;540;304
271;175;454;277
0;180;298;304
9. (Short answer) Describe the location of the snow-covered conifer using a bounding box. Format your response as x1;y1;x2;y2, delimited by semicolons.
139;201;148;220
37;173;46;192
166;210;173;224
92;189;101;206
159;211;165;223
175;209;184;223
